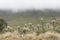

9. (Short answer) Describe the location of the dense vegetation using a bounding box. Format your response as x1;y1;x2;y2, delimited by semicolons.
0;9;60;40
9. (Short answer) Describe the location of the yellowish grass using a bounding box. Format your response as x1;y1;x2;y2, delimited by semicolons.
0;31;60;40
0;32;23;40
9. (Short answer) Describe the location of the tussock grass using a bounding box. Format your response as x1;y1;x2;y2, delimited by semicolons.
0;31;60;40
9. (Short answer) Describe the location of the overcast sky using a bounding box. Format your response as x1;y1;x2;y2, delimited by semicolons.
0;0;59;10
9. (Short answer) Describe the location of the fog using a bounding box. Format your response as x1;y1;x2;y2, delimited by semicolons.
0;0;59;10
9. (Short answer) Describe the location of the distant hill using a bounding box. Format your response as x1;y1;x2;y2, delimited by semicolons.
0;9;60;19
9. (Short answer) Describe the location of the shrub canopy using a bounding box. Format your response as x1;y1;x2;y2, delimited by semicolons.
0;19;7;32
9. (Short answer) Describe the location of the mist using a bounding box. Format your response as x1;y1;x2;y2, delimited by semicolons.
0;0;58;10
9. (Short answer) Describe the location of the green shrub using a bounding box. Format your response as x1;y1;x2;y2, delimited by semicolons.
0;19;7;32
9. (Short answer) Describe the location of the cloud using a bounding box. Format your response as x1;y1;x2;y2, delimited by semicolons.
0;0;59;10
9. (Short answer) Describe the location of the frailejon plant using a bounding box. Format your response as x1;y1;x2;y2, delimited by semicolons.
45;23;51;31
40;18;46;33
28;23;32;32
4;26;14;32
37;24;40;31
51;20;57;31
36;24;41;35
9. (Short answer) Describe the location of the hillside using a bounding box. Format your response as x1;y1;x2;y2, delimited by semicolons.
0;9;60;26
0;9;60;18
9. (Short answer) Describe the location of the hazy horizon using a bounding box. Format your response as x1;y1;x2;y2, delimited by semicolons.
0;0;59;10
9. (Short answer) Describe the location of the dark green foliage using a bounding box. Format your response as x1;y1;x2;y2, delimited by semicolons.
0;19;7;32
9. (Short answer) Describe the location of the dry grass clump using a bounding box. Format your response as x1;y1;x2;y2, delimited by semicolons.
22;31;60;40
0;31;23;40
23;32;37;40
0;31;60;40
37;31;60;40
